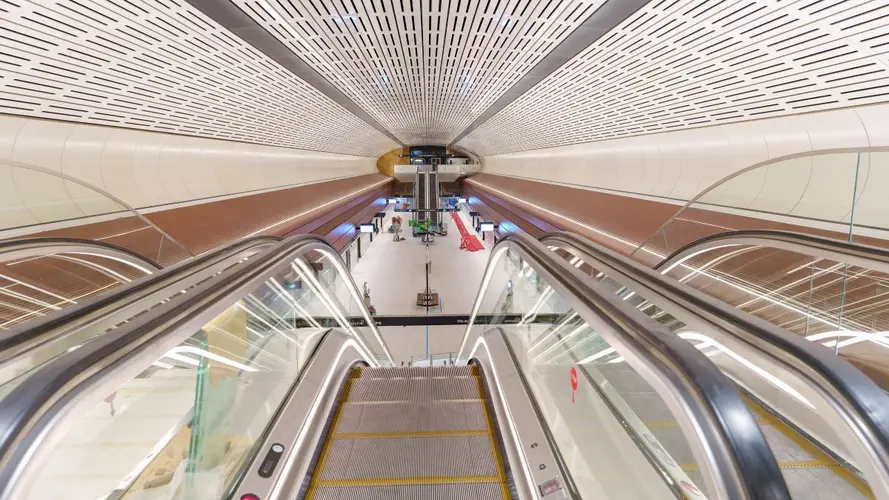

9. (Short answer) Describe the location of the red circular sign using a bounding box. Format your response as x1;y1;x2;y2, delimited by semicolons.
570;366;578;390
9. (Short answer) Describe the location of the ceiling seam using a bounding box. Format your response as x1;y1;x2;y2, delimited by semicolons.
449;0;652;147
183;0;404;146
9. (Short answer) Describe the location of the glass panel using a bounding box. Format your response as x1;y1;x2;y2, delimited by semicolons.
0;250;264;397
658;242;889;393
465;249;710;499
551;248;875;499
22;248;388;500
0;165;192;266
0;165;192;331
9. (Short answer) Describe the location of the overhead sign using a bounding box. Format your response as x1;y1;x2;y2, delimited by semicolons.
359;223;375;233
479;222;495;232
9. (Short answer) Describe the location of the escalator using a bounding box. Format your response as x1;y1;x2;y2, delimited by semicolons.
1;232;889;499
302;365;511;500
541;231;889;500
0;235;278;392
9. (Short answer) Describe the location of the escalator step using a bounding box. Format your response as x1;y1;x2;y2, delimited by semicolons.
336;401;488;434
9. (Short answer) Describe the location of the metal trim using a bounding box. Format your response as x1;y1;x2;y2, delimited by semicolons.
656;229;889;276
543;230;889;499
457;231;790;500
231;330;372;499
0;234;391;498
468;327;579;500
450;0;652;148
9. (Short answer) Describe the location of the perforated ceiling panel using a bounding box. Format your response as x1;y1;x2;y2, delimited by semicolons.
232;0;606;145
0;0;397;156
457;0;889;156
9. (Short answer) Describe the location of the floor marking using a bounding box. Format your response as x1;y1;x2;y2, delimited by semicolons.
317;475;502;487
334;429;490;439
473;373;511;500
341;398;486;405
743;396;874;499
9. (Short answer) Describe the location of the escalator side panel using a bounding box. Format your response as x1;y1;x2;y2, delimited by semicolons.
232;331;372;499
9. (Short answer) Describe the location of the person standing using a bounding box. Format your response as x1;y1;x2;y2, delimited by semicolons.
392;216;403;242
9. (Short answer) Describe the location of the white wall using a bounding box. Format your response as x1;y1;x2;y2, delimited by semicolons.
481;105;889;231
0;116;378;231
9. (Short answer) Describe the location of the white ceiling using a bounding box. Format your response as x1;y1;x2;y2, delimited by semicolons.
4;0;889;159
232;0;606;145
457;0;889;156
0;0;397;157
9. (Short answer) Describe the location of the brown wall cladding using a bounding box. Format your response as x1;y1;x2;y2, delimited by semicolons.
287;185;391;251
463;182;561;238
465;173;889;258
466;173;889;389
465;174;677;255
26;174;394;265
0;175;391;329
146;174;392;255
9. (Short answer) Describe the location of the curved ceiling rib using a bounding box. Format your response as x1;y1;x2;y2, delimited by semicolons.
457;0;889;156
0;0;396;156
183;0;402;146
226;0;611;145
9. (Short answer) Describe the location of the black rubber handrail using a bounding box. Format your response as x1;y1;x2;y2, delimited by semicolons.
0;234;390;498
459;232;790;500
543;230;889;499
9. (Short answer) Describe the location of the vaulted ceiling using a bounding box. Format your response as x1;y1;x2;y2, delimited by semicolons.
230;0;607;145
2;0;888;157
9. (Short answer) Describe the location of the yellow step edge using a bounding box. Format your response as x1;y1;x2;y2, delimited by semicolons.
305;378;354;500
317;475;501;487
343;398;486;405
679;460;843;472
779;460;848;469
473;370;511;500
742;395;874;499
333;429;491;439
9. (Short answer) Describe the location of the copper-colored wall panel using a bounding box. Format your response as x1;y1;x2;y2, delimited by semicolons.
467;173;889;389
145;174;391;255
22;174;393;265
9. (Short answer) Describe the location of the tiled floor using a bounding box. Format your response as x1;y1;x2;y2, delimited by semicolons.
350;205;492;317
346;206;493;362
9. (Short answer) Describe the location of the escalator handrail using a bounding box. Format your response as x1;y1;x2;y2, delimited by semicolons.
457;232;790;500
0;234;392;498
0;236;280;362
543;230;889;499
655;229;889;275
0;236;162;270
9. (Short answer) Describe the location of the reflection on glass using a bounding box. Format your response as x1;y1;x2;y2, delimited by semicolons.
550;248;874;499
658;242;889;391
25;248;388;499
465;249;709;499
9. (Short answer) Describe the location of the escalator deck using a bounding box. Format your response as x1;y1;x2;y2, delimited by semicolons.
303;365;512;500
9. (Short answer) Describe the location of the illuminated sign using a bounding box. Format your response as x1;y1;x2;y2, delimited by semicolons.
479;222;495;232
359;223;375;233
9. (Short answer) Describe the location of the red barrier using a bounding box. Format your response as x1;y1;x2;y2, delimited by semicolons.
451;213;484;251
